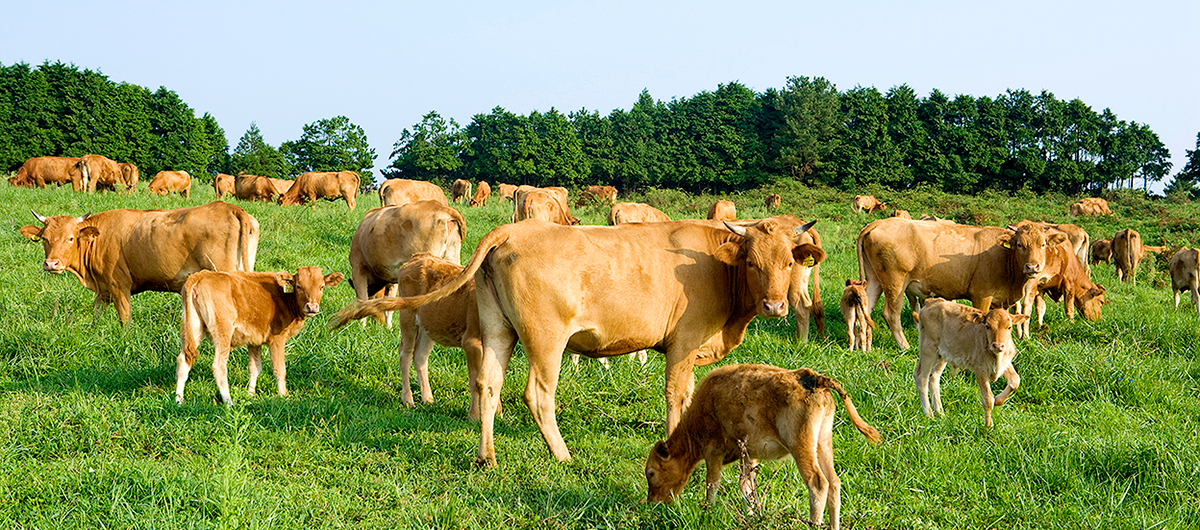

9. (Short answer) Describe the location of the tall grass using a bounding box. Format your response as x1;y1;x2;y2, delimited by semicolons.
0;180;1197;529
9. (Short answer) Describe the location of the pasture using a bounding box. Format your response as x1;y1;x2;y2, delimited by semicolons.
1;179;1198;529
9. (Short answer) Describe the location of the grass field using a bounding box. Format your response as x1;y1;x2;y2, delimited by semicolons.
1;179;1198;529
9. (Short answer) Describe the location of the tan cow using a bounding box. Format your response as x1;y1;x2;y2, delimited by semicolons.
841;280;873;351
856;217;1065;349
234;174;281;202
379;178;447;207
77;155;124;193
279;171;360;209
450;179;472;204
118;162;139;193
1070;197;1112;216
514;188;579;225
214;173;235;198
608;202;671;225
11;156;85;190
177;267;343;405
707;199;737;221
498;183;517;201
1011;220;1091;275
581;185;618;205
469;181;491;207
148;170;192;198
332;218;824;466
645;364;880;530
1017;239;1107;338
267;178;293;196
916;298;1028;427
764;193;782;210
1090;239;1112;265
19;201;259;322
348;201;465;327
1112;228;1143;283
1170;248;1200;314
851;195;886;214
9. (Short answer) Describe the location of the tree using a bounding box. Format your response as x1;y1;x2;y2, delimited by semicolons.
231;123;289;178
1164;133;1200;197
384;111;465;181
775;76;842;184
281;115;376;178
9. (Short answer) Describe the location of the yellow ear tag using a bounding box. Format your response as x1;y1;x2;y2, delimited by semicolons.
282;283;294;294
800;256;815;267
1002;242;1011;249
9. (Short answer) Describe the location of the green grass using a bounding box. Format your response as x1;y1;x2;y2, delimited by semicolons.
1;179;1198;529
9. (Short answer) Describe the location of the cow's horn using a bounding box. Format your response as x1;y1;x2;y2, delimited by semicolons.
77;211;92;222
31;209;48;224
722;220;748;236
794;219;817;235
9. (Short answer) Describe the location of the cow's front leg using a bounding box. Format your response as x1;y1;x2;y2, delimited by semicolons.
664;353;697;434
268;339;287;397
246;345;263;396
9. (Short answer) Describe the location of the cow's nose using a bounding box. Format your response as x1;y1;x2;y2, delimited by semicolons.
304;303;320;315
43;259;63;272
991;342;1005;352
1024;263;1041;275
762;300;787;317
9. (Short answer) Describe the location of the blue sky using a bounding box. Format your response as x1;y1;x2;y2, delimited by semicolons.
3;1;1197;188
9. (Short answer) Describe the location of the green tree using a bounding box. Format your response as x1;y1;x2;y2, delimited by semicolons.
231;123;288;178
384;111;464;181
775;76;842;184
835;85;906;189
1165;133;1200;197
282;115;376;178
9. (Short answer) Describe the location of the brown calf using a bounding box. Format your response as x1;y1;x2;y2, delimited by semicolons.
1170;248;1200;314
148;170;192;198
450;179;472;204
1090;238;1112;265
851;195;886;213
707;199;736;221
764;193;782;210
469;181;491;207
841;280;873;351
1112;228;1143;283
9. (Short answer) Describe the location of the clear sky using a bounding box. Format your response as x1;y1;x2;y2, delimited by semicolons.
3;1;1197;189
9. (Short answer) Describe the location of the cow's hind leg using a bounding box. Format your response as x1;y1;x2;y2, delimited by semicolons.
816;408;841;530
883;291;910;349
792;408;831;528
246;345;263;396
521;334;572;461
268;338;288;397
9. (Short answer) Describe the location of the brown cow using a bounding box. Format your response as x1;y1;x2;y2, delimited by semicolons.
1011;220;1091;275
118;162;139;193
279;171;360;209
514;188;579;225
645;364;880;530
148;170;192;198
77;155;124;193
214;173;235;198
1090;239;1113;265
267;177;293;196
856;217;1065;349
332;218;824;466
348;201;465;327
469;181;491;207
1170;248;1200;314
581;185;618;205
890;209;911;219
915;298;1028;427
1112;228;1143;283
233;174;281;202
498;183;517;201
177;267;343;405
379;178;447;207
1017;240;1106;338
450;179;472;204
11;156;85;190
1070;197;1112;216
19;201;259;322
841;280;873;351
851;195;886;214
764;193;782;210
607;202;671;225
707;199;736;221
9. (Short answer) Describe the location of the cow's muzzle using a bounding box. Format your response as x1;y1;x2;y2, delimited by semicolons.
1023;263;1042;277
42;260;65;273
303;303;321;316
761;300;788;317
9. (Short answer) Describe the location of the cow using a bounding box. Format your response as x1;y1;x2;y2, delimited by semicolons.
379;178;447;207
118;162;139;193
348;201;465;327
644;364;880;530
469;181;491;207
764;193;782;210
148;170;192;198
890;209;911;219
851;195;886;214
1011;220;1091;275
214;173;235;198
841;280;873;351
915;298;1028;427
1112;228;1143;283
76;155;124;193
1090;239;1113;265
1170;248;1200;314
1070;197;1112;216
19;201;259;322
267;177;293;196
856;217;1065;349
234;174;281;202
707;200;736;221
331;217;824;466
514;188;579;225
1016;239;1107;338
11;156;85;190
279;171;360;209
177;266;343;405
498;183;517;201
607;202;671;225
450;179;472;204
581;185;618;206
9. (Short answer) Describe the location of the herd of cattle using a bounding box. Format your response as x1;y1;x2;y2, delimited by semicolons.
12;157;1200;528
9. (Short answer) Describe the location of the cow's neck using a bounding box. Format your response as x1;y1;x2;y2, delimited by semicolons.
664;417;708;470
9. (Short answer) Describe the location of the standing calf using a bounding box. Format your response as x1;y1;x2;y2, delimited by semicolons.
645;364;879;530
177;267;344;405
841;280;873;351
1170;248;1200;314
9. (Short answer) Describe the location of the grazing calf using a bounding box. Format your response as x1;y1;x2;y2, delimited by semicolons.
497;183;517;201
451;179;472;204
841;280;873;351
764;193;781;210
1112;228;1143;283
851;195;886;213
1170;248;1200;314
581;185;618;205
707;199;736;220
214;173;235;198
177;267;344;405
1090;239;1112;265
148;170;192;198
469;181;491;207
915;298;1028;427
645;364;880;530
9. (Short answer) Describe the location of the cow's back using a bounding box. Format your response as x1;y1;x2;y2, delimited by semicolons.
859;217;1013;302
380;179;447;207
185;270;291;346
113;202;257;293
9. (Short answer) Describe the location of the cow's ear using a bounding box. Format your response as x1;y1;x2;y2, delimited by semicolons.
1046;233;1068;246
275;273;295;293
966;311;988;324
997;233;1013;249
794;243;826;267
652;441;670;460
324;272;345;287
79;226;100;243
1010;314;1030;325
19;225;41;241
713;242;743;266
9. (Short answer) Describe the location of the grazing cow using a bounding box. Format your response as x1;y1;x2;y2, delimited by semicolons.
1070;197;1112;216
148;170;192;198
1112;228;1143;283
608;202;671;225
856;217;1064;349
177;267;343;405
214;173;235;198
851;195;886;214
645;364;880;530
12;156;85;190
764;193;782;210
707;200;736;221
891;209;911;219
267;177;293;196
279;171;360;209
1016;240;1106;338
348;201;465;327
77;155;124;193
498;183;517;201
1090;239;1113;265
1170;248;1200;314
915;298;1028;427
379;178;447;207
233;174;281;202
581;185;618;205
450;179;472;204
118;162;139;193
841;280;873;351
19;201;259;322
332;218;824;466
1011;220;1091;275
469;181;491;207
514;188;579;225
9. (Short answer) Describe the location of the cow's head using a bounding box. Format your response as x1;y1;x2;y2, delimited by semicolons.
277;266;344;317
19;210;97;274
970;308;1028;354
1078;283;1107;321
644;441;695;503
717;219;824;317
1000;224;1067;279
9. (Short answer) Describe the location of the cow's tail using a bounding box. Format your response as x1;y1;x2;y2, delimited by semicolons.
239;210;260;271
330;225;511;330
180;277;206;367
796;368;881;444
811;261;825;337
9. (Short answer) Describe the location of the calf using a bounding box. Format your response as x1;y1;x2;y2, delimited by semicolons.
1112;228;1143;283
451;179;472;204
469;181;491;207
1170;248;1200;314
707;199;736;221
851;195;886;214
1090;239;1112;265
764;193;782;210
645;364;880;530
148;170;192;198
1018;241;1106;337
841;280;873;351
177;267;343;405
915;298;1028;427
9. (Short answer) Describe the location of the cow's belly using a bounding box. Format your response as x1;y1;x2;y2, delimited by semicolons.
565;328;656;357
744;436;790;461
